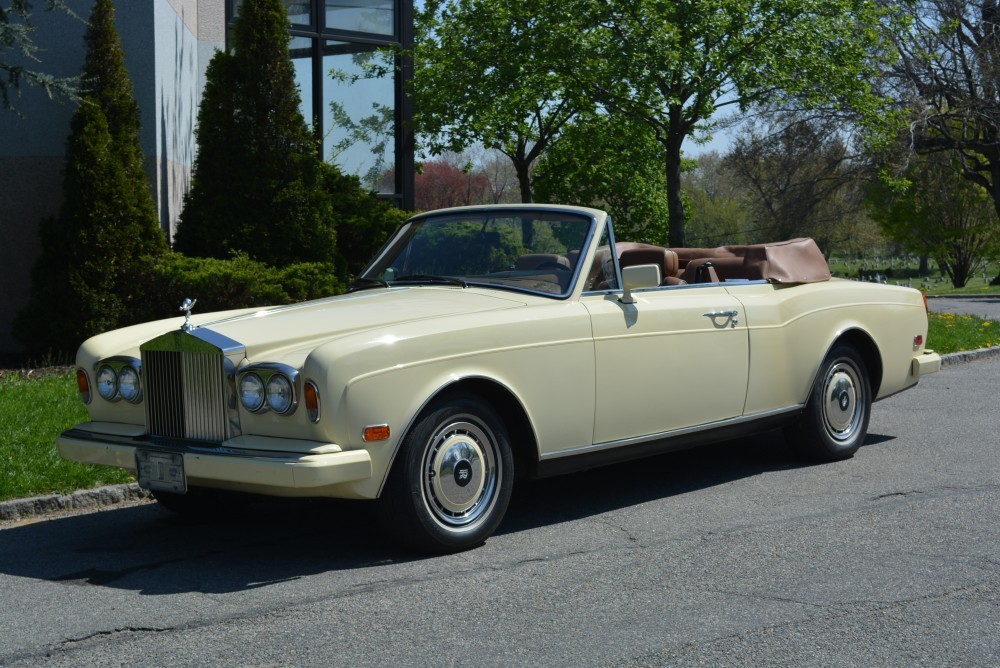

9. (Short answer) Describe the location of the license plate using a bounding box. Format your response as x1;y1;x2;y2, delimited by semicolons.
136;449;187;494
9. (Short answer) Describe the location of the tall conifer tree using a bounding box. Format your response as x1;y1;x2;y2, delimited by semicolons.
173;0;338;266
14;0;166;358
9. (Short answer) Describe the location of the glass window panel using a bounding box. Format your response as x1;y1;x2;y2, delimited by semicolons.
290;37;314;130
326;0;394;37
284;1;312;25
323;41;396;193
232;1;311;26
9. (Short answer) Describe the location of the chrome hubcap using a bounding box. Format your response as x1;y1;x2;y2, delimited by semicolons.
422;418;498;528
823;362;861;441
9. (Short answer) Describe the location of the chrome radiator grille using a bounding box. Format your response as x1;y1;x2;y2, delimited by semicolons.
140;328;245;443
143;350;229;441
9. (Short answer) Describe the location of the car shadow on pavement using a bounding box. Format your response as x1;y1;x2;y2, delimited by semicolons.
0;430;893;595
500;429;895;536
0;496;402;596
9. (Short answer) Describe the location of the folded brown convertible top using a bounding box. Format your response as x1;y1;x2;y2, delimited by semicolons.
671;237;832;284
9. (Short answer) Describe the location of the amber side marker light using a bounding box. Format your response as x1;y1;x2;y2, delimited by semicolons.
363;424;391;442
923;293;930;313
76;368;92;404
304;380;320;423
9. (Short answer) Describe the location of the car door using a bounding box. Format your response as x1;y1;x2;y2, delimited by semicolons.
582;286;750;445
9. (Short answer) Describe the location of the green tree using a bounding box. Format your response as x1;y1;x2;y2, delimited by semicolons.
412;0;592;203
13;0;166;358
867;151;1000;288
725;114;872;252
888;0;1000;219
1;0;78;110
534;114;670;244
173;0;337;266
683;151;752;247
545;0;896;247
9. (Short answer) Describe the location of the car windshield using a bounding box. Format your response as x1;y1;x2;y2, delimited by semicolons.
358;210;596;297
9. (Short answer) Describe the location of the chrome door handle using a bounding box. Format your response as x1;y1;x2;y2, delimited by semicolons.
704;310;740;328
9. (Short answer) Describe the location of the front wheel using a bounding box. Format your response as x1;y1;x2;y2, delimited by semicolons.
376;394;514;553
785;345;872;461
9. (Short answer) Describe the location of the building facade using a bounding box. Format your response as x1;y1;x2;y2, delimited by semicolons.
0;0;413;354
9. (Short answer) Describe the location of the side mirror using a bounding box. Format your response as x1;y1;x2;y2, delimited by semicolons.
620;264;661;304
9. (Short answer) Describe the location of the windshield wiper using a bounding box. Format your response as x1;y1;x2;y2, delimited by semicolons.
393;274;468;288
348;276;390;292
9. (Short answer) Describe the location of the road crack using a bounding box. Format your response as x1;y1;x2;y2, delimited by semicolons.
63;626;175;645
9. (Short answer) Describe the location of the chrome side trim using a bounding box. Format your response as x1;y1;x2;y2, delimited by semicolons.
539;404;804;461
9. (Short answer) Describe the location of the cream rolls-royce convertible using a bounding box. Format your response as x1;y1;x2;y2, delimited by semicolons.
58;204;942;552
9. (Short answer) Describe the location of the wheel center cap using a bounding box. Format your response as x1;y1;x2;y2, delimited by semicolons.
453;459;474;487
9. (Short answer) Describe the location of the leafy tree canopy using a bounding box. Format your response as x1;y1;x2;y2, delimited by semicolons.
534;113;670;244
412;0;595;202
543;0;897;246
416;0;897;246
866;150;1000;288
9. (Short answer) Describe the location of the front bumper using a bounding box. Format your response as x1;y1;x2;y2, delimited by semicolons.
912;350;942;378
58;422;372;493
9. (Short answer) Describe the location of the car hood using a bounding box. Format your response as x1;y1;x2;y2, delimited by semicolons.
186;287;529;363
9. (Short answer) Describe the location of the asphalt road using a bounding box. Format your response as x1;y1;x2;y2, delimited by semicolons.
928;295;1000;320
1;358;998;667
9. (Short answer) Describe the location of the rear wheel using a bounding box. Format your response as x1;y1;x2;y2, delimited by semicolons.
376;394;514;553
785;345;871;461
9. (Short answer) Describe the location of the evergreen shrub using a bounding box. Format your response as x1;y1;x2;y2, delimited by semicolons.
130;253;345;323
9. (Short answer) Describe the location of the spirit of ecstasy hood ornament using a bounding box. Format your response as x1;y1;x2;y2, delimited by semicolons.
179;298;197;332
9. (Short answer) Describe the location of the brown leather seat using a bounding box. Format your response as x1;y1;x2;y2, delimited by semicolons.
681;258;721;283
619;247;687;286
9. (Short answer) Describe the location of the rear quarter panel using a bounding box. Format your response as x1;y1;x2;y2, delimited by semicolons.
730;280;929;415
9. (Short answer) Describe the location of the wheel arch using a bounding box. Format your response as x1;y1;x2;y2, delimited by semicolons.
829;328;883;397
375;376;540;497
426;378;540;482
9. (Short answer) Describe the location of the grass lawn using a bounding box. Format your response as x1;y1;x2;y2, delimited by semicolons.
928;312;998;353
1;310;995;503
0;370;132;502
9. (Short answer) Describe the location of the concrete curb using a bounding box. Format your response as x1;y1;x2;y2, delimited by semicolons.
940;345;1000;366
0;482;151;523
1;346;997;524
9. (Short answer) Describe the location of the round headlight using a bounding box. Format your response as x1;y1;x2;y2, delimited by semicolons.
96;365;118;401
266;374;294;414
117;365;142;403
239;373;265;412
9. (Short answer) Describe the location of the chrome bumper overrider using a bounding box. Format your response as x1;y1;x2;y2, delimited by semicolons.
57;423;372;491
